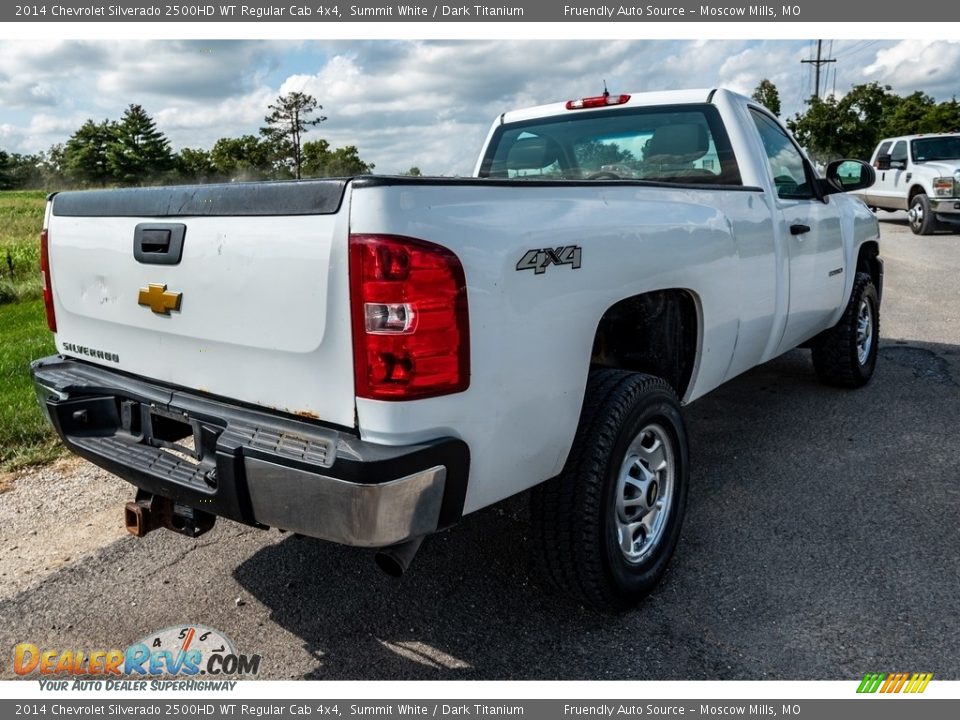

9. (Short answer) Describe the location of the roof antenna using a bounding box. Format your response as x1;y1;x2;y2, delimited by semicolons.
602;80;610;98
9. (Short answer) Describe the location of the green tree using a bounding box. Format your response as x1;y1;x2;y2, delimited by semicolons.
0;152;46;189
836;82;898;159
210;135;275;180
63;119;116;186
260;91;327;180
300;138;330;177
177;147;216;182
575;140;635;170
107;104;174;184
403;166;422;176
919;98;960;134
301;140;374;177
324;146;375;176
789;82;899;162
883;91;936;137
0;150;12;190
840;83;897;130
788;96;845;163
751;79;781;116
39;145;66;187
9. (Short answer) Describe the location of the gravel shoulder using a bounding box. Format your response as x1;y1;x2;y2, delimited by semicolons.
0;457;130;602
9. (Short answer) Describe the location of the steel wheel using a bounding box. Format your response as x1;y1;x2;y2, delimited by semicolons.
908;198;924;232
614;423;675;564
856;297;874;366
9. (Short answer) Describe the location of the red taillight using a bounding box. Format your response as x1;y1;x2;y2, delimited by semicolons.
39;229;57;333
349;234;469;400
566;94;631;110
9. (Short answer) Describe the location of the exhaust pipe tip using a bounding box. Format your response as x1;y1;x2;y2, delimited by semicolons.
374;552;405;578
374;536;425;578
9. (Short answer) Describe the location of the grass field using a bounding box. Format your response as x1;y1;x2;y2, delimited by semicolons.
0;299;60;471
0;191;62;473
0;190;47;304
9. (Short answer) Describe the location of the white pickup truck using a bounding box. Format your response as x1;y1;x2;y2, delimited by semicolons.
32;89;882;610
851;132;960;235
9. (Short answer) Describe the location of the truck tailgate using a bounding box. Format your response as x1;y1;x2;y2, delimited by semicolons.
45;181;356;428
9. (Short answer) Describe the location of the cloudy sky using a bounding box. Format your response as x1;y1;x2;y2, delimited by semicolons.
1;39;959;175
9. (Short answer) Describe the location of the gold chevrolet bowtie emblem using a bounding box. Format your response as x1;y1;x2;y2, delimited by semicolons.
137;283;182;315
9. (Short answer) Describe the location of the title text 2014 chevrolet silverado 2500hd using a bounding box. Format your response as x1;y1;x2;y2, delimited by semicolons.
31;89;881;610
848;132;960;235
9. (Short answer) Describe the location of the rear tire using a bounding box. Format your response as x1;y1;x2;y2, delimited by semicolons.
531;370;689;611
909;193;937;235
812;272;879;388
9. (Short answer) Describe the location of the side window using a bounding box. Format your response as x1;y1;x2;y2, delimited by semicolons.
749;109;814;200
890;141;908;168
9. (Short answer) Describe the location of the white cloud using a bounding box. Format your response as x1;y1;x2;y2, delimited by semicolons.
2;40;960;174
0;112;93;154
863;40;960;98
95;41;277;100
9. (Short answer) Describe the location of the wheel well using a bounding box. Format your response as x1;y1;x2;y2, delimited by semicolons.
590;290;699;399
856;241;882;302
908;185;927;202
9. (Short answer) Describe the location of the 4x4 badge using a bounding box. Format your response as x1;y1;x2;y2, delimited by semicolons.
516;245;582;274
138;283;182;315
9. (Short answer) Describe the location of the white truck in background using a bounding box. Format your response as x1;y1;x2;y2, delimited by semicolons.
32;89;881;611
850;132;960;235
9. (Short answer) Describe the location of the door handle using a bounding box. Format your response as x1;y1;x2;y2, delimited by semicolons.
134;223;186;265
790;224;811;236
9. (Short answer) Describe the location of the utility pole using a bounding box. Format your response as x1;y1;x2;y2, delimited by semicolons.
801;40;837;101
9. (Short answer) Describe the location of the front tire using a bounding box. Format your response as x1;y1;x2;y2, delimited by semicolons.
531;370;689;611
909;193;937;235
811;272;879;388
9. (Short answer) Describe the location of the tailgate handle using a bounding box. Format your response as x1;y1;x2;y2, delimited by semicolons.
134;223;186;265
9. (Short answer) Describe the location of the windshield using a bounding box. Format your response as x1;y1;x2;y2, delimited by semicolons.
911;136;960;162
478;104;742;185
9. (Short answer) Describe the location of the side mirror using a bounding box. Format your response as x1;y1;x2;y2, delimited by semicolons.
875;154;892;171
822;159;876;195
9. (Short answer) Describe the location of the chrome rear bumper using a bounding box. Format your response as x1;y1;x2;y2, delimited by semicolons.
31;355;469;547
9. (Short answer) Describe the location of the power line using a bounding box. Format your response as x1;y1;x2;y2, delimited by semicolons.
801;40;837;101
833;40;882;61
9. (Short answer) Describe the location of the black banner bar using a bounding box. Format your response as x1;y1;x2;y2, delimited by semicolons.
2;699;960;719
3;1;954;23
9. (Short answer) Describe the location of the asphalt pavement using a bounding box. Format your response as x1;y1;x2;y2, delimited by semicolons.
1;214;957;680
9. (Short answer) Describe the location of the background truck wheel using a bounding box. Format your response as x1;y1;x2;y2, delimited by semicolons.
811;272;880;388
531;369;689;611
908;193;937;235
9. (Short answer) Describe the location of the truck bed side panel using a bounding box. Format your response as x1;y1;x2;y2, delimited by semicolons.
348;182;773;513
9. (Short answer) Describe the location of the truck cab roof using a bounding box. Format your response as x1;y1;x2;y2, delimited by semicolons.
500;88;745;124
876;132;960;144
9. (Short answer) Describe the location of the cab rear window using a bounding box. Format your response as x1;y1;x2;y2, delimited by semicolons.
478;104;742;186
